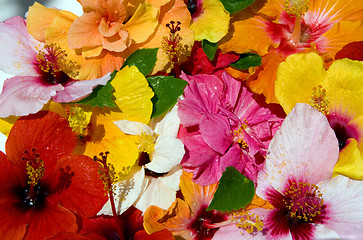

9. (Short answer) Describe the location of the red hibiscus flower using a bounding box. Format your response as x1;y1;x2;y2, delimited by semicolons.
0;111;107;240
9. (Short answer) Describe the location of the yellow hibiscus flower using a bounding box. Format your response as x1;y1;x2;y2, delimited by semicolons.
274;52;363;180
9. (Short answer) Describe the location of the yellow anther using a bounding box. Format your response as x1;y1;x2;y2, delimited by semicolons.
25;156;44;186
137;132;157;155
284;0;309;18
66;106;92;136
232;211;264;234
309;85;329;115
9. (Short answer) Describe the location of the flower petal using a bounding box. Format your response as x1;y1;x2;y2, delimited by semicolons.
68;12;104;49
323;57;363;116
275;52;326;114
317;175;363;239
0;76;62;117
256;103;339;197
98;167;145;215
6;111;77;175
25;202;77;240
53;72;111;102
135;167;182;212
0;202;27;240
111;65;154;124
123;3;158;43
114;119;154;136
0;16;40;76
45;154;108;218
190;0;230;42
146;136;184;173
153;105;180;138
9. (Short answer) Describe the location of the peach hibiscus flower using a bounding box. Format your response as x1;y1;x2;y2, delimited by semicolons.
27;0;194;79
219;0;363;103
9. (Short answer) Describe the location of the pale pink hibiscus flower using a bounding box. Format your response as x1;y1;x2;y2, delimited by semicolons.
0;16;110;117
177;71;283;186
255;103;363;240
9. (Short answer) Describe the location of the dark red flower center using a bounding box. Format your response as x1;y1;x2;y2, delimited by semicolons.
36;43;79;86
14;183;49;210
327;112;360;150
266;180;327;239
190;208;228;240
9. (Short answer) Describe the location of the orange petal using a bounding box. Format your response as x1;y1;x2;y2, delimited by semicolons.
68;12;104;49
179;171;218;214
219;15;275;56
27;2;62;42
322;21;363;57
309;0;363;22
142;0;194;73
123;3;159;43
143;199;192;235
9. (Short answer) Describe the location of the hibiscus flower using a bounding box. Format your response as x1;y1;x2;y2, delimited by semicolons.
178;71;283;186
0;111;107;240
255;103;363;239
0;16;111;117
27;0;194;78
274;52;363;180
98;106;185;214
219;0;363;103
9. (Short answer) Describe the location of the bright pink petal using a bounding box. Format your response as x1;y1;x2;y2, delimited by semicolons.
257;103;339;198
0;76;62;117
179;127;222;186
317;175;363;239
0;16;39;76
178;72;223;127
53;72;111;102
199;113;232;154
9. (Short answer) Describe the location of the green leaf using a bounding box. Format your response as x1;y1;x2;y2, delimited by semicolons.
122;48;158;76
207;166;255;212
230;53;262;70
202;39;218;61
147;76;188;118
76;70;117;107
220;0;255;13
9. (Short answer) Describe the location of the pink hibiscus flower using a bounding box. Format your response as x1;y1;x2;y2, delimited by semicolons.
255;103;363;239
177;71;283;186
0;16;110;117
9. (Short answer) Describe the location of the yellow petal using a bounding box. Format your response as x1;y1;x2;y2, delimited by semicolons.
0;116;17;137
333;138;363;180
322;21;363;57
123;3;159;43
76;112;139;173
111;65;154;124
190;0;230;42
324;58;363;116
275;52;326;114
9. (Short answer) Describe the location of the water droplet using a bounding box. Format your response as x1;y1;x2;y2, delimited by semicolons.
192;202;197;207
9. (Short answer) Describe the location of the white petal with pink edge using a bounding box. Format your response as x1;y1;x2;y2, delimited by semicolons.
317;175;363;239
257;103;339;198
0;16;41;76
52;72;111;102
0;76;62;117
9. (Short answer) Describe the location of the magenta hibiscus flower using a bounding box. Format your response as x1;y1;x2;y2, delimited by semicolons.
256;103;363;240
177;71;283;186
0;16;110;117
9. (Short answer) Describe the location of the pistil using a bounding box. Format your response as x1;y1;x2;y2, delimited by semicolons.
94;152;125;240
284;0;309;45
